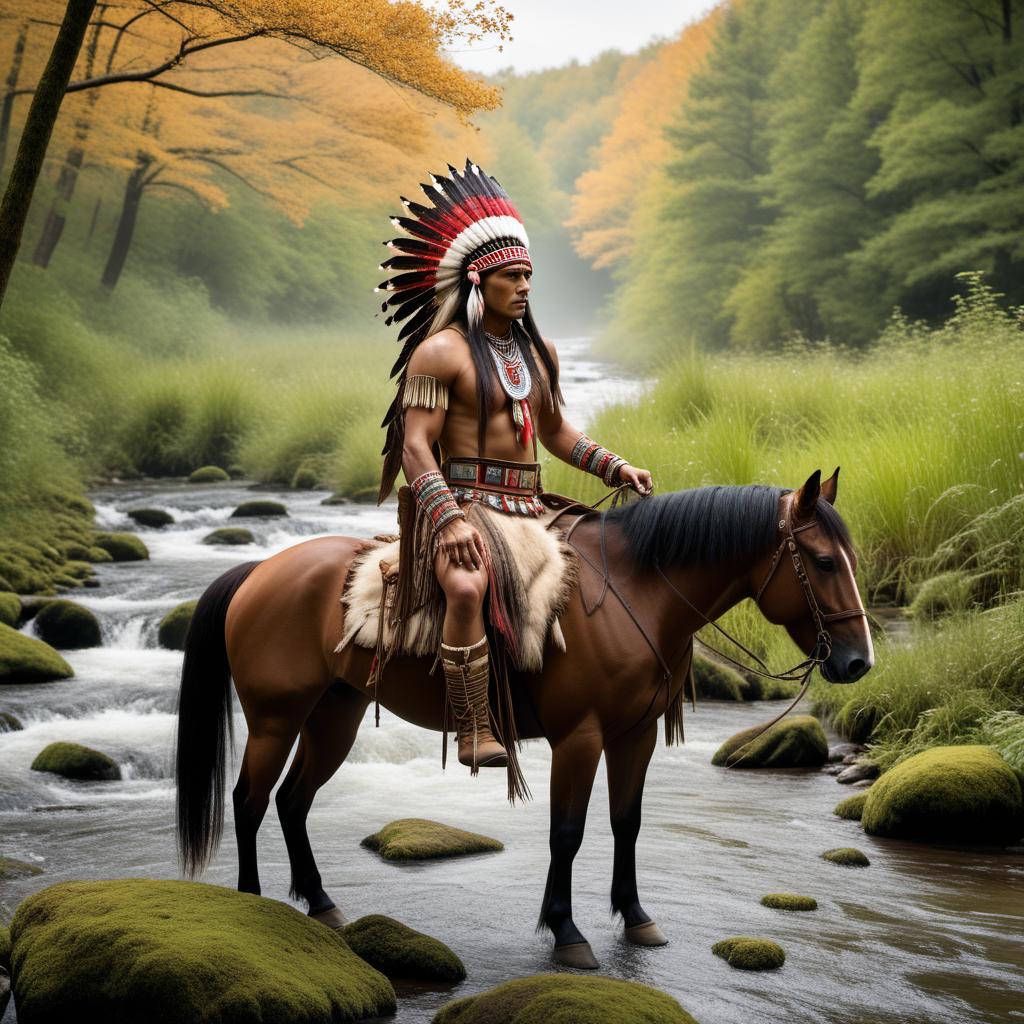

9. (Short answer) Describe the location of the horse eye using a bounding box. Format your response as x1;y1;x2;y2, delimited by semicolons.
815;556;836;572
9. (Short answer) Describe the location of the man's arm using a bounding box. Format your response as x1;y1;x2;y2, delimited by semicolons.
534;338;653;495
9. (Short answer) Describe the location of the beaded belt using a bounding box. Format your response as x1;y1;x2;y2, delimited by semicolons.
442;457;544;517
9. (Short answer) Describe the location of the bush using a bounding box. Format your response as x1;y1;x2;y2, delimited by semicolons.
362;819;503;861
158;601;197;651
33;600;101;649
711;715;828;768
9;879;395;1023
201;527;255;546
188;465;230;483
908;571;978;619
712;936;785;971
834;792;869;821
820;847;870;866
230;500;288;518
31;741;121;781
760;893;817;911
0;624;73;684
0;592;20;627
93;532;148;562
342;915;465;982
291;465;319;489
127;508;174;528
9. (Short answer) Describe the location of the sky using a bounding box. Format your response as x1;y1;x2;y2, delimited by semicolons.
450;0;719;75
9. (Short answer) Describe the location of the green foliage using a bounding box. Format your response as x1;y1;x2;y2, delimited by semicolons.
820;847;870;866
0;593;20;627
341;915;465;982
158;601;197;651
31;741;120;781
711;936;786;971
433;974;696;1024
972;712;1024;774
760;894;817;912
230;501;288;519
33;600;101;650
93;533;148;562
908;571;978;620
0;624;73;684
202;527;255;546
834;792;869;821
711;715;828;768
9;879;395;1022
361;819;503;861
862;745;1023;844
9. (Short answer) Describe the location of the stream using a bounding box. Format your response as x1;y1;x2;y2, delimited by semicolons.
1;339;1022;1024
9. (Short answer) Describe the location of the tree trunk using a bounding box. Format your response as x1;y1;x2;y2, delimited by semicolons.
0;22;29;174
0;0;98;309
31;144;84;267
101;156;148;290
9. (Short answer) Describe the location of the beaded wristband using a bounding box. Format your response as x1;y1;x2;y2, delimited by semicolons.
570;434;628;487
411;470;465;533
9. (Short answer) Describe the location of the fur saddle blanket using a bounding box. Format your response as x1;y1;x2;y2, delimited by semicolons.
337;500;579;673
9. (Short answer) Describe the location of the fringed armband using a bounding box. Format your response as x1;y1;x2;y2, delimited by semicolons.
403;375;449;412
570;434;628;487
410;470;465;534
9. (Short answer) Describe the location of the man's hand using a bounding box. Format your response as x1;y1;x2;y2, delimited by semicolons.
619;464;654;496
436;518;487;569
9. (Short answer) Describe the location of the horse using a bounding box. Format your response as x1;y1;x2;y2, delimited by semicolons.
174;468;873;969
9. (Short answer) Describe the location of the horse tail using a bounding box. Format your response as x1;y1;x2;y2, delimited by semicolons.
175;559;261;878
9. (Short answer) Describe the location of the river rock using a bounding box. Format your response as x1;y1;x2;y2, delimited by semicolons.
33;600;102;650
9;879;395;1023
362;818;503;861
841;752;861;765
93;532;149;562
760;893;817;911
692;654;746;701
0;624;73;684
821;847;870;866
711;714;828;768
202;527;255;546
823;764;844;776
188;465;230;483
433;975;696;1023
127;508;174;528
31;741;121;781
0;711;23;732
853;779;875;788
712;936;785;970
0;592;20;627
834;792;869;820
342;915;465;982
837;762;879;784
862;745;1023;844
230;500;288;518
829;743;864;761
158;600;197;650
0;856;42;880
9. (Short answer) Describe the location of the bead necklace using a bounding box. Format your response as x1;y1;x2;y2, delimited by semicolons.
484;328;533;449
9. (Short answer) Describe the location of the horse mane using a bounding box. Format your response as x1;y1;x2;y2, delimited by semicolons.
604;484;853;570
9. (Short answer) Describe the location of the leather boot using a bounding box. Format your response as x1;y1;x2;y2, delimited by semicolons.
440;637;508;772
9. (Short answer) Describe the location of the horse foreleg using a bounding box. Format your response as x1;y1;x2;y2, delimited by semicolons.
539;727;603;970
604;720;667;946
275;682;370;927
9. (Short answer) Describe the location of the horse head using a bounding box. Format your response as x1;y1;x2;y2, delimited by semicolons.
752;468;874;684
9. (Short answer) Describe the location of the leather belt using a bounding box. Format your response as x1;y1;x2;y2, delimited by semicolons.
442;456;541;496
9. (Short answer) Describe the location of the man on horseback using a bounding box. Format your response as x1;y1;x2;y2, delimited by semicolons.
376;160;652;778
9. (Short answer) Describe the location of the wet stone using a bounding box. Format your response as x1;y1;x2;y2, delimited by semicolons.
837;763;880;784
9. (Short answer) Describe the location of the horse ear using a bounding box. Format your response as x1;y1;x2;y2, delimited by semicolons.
820;466;839;505
793;469;821;519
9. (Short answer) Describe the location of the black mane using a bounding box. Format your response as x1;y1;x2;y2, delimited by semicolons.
604;484;853;569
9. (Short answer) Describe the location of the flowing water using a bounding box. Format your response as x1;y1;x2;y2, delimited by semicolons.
1;342;1022;1024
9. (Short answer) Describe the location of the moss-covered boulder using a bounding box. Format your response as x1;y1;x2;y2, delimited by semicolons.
821;847;870;867
230;500;288;518
9;879;395;1023
33;600;101;650
908;571;977;619
87;546;113;563
0;856;43;881
712;936;785;971
127;508;174;529
760;893;817;912
31;741;121;781
834;792;869;821
711;715;828;768
93;532;148;562
433;975;696;1023
692;655;746;701
202;527;255;546
0;592;20;627
63;560;93;581
157;600;197;651
59;542;92;562
0;624;73;684
0;922;9;969
188;465;230;483
342;915;464;982
0;710;23;731
861;745;1023;844
362;819;503;861
743;676;801;701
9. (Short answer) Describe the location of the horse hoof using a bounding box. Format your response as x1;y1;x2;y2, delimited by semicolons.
625;921;668;946
309;905;348;930
553;941;599;970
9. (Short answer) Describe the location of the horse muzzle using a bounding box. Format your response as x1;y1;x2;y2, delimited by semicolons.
820;644;873;684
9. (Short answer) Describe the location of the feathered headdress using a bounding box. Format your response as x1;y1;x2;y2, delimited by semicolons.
376;159;531;503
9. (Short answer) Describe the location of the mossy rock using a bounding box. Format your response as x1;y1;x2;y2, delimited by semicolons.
157;600;197;651
362;818;503;861
862;745;1023;845
433;975;696;1023
230;500;288;518
0;856;43;881
87;546;113;563
342;915;465;982
127;508;175;528
93;532;148;562
712;936;785;971
33;600;101;650
351;486;379;504
821;847;870;867
31;741;121;781
692;654;746;701
63;560;93;580
59;542;92;561
202;527;255;546
291;466;319;490
711;714;828;768
0;592;22;627
52;574;81;590
9;879;395;1023
760;893;817;912
320;493;348;506
0;710;23;731
227;464;246;480
0;923;9;972
745;676;801;701
908;571;977;619
188;465;230;483
0;624;73;684
834;792;869;821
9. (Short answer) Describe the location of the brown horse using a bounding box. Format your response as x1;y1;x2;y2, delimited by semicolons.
175;468;872;969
